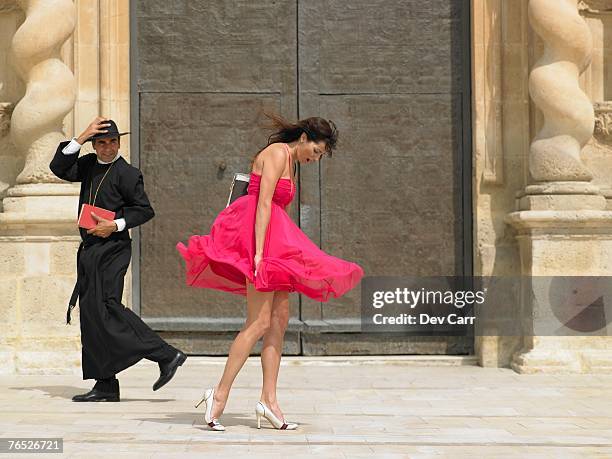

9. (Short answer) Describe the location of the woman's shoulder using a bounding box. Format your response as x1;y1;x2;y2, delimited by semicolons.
260;142;287;158
252;143;287;172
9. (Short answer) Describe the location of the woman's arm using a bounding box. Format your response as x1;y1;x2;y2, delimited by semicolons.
254;145;286;264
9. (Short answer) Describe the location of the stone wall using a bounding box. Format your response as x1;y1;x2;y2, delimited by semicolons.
0;0;130;375
472;0;529;367
473;0;612;372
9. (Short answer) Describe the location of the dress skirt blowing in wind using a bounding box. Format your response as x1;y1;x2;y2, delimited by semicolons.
176;147;364;301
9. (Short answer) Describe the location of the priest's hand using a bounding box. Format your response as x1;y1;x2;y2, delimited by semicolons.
87;212;118;238
76;117;111;145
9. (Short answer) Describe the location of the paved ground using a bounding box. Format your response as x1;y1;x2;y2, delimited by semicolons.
1;356;611;458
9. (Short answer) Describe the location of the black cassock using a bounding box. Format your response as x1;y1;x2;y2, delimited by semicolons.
50;141;175;380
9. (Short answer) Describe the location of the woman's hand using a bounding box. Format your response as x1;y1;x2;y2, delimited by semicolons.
254;253;263;277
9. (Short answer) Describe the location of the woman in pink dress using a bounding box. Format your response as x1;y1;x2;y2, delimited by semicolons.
177;113;364;431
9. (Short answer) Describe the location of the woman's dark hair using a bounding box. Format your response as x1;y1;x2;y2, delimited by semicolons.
250;111;338;168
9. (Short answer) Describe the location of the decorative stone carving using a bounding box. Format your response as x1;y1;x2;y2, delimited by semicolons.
0;96;16;199
0;101;13;138
528;0;595;183
10;0;76;184
0;1;18;13
578;0;612;14
594;102;612;142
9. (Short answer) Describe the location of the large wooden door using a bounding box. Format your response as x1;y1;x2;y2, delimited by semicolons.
132;0;473;355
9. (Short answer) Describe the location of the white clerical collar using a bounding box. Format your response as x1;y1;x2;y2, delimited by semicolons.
97;152;121;164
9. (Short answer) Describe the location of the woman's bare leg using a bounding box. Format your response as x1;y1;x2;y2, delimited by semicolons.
260;290;290;421
210;279;274;420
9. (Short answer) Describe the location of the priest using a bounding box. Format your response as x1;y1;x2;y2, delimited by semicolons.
50;117;187;402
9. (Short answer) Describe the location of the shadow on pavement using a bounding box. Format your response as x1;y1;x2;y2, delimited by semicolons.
10;385;174;402
139;412;309;429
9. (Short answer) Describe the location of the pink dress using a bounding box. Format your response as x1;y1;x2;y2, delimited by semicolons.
176;143;364;300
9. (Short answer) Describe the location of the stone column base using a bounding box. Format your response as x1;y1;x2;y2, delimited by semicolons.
0;344;81;376
0;183;83;375
511;337;612;373
505;208;612;374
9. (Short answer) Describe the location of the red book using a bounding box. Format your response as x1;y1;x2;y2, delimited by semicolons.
78;203;116;229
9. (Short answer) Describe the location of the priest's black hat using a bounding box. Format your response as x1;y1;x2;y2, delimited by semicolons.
88;119;129;142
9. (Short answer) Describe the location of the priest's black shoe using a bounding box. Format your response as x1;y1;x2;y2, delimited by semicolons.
153;351;187;391
72;379;120;402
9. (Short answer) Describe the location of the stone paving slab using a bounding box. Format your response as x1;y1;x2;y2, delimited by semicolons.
0;356;611;458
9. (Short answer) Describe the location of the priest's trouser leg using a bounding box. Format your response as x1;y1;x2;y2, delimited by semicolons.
76;239;180;381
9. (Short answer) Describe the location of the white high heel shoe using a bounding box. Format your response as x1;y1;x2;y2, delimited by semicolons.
255;401;298;430
195;388;225;431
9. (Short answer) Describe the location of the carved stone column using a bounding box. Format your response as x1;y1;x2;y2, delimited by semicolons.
11;0;76;184
0;0;80;374
2;0;79;226
521;0;604;210
505;0;612;373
